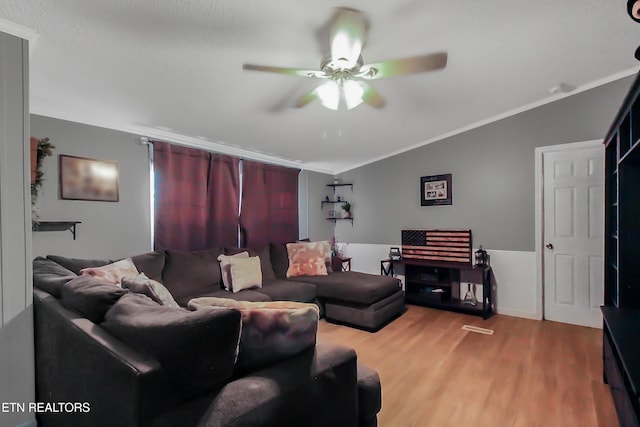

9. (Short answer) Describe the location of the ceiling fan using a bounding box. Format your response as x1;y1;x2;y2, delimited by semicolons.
242;7;448;111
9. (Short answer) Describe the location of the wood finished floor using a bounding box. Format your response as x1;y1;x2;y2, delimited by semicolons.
317;305;618;427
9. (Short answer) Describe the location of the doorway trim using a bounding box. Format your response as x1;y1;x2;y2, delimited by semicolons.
534;139;603;321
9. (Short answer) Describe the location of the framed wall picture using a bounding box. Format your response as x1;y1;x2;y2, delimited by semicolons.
59;154;119;202
420;173;452;206
328;210;337;218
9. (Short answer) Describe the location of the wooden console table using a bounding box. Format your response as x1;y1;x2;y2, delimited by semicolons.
383;258;493;319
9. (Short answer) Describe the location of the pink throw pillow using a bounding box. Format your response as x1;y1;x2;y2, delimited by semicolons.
80;258;139;285
285;241;329;278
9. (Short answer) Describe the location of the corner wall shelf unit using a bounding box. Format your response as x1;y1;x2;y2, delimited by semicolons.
32;221;81;240
326;217;354;224
322;182;353;226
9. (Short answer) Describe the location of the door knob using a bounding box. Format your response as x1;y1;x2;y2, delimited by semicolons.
546;243;554;249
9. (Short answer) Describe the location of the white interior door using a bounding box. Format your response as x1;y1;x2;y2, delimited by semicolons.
543;145;604;328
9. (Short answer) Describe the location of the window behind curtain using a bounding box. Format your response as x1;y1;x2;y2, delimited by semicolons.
153;141;240;251
240;160;300;247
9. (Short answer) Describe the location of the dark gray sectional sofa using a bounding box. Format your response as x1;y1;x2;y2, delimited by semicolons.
32;243;404;427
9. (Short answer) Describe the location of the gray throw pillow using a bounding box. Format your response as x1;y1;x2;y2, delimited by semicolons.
269;243;290;279
130;250;166;283
33;257;77;298
162;248;224;302
46;255;112;275
60;276;127;323
101;293;241;398
121;273;179;307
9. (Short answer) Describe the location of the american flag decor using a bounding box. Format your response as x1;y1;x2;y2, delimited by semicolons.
401;229;472;265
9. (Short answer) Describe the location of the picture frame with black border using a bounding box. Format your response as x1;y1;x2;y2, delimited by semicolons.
420;173;452;206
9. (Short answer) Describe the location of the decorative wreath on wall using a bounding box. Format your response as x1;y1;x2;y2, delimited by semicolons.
31;137;55;204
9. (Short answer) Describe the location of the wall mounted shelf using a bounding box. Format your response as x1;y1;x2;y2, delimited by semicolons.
326;217;353;225
322;183;353;224
327;183;353;191
32;221;81;240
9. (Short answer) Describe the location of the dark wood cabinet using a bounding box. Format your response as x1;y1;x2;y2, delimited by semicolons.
385;259;492;319
602;72;640;427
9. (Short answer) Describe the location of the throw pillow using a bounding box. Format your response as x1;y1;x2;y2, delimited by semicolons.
188;297;319;371
225;246;276;280
61;276;128;323
130;250;166;283
33;257;78;298
286;241;330;278
269;242;290;279
162;248;224;305
217;251;249;291
229;256;262;293
79;258;139;285
121;273;179;307
102;293;242;398
46;255;112;275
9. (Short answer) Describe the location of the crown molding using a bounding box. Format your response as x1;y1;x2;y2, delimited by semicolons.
29;66;639;178
333;67;640;175
0;18;38;41
28;105;334;175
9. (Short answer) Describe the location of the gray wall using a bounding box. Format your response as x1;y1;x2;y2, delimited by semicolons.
0;32;35;427
335;76;635;252
299;170;334;241
31;115;151;259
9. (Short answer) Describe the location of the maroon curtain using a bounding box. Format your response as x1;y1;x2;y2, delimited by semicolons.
153;141;240;251
206;154;240;248
240;160;299;247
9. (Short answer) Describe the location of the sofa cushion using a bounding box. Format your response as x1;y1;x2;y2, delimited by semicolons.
130;250;165;283
46;255;111;275
258;279;317;303
218;251;249;291
80;258;139;285
291;271;401;305
121;273;179;307
357;363;382;422
61;276;128;323
269;242;290;279
286;241;329;278
229;256;263;293
33;257;77;298
102;293;242;398
188;297;319;371
162;248;224;303
184;289;272;305
225;246;276;280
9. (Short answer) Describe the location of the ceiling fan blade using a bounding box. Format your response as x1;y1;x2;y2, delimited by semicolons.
329;8;368;68
358;52;448;80
361;82;385;108
242;64;329;79
294;89;319;108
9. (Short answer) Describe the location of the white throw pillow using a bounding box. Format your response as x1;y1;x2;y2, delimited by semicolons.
218;252;249;291
229;256;262;293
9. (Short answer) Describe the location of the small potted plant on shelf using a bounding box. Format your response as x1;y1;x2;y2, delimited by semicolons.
341;201;352;218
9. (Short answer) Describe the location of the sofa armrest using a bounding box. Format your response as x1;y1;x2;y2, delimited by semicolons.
34;289;176;427
193;341;358;427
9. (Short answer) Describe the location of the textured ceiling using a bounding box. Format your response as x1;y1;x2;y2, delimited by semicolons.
1;0;640;173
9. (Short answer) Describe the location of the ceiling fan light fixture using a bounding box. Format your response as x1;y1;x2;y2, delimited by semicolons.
343;80;364;110
317;81;341;110
331;32;362;69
